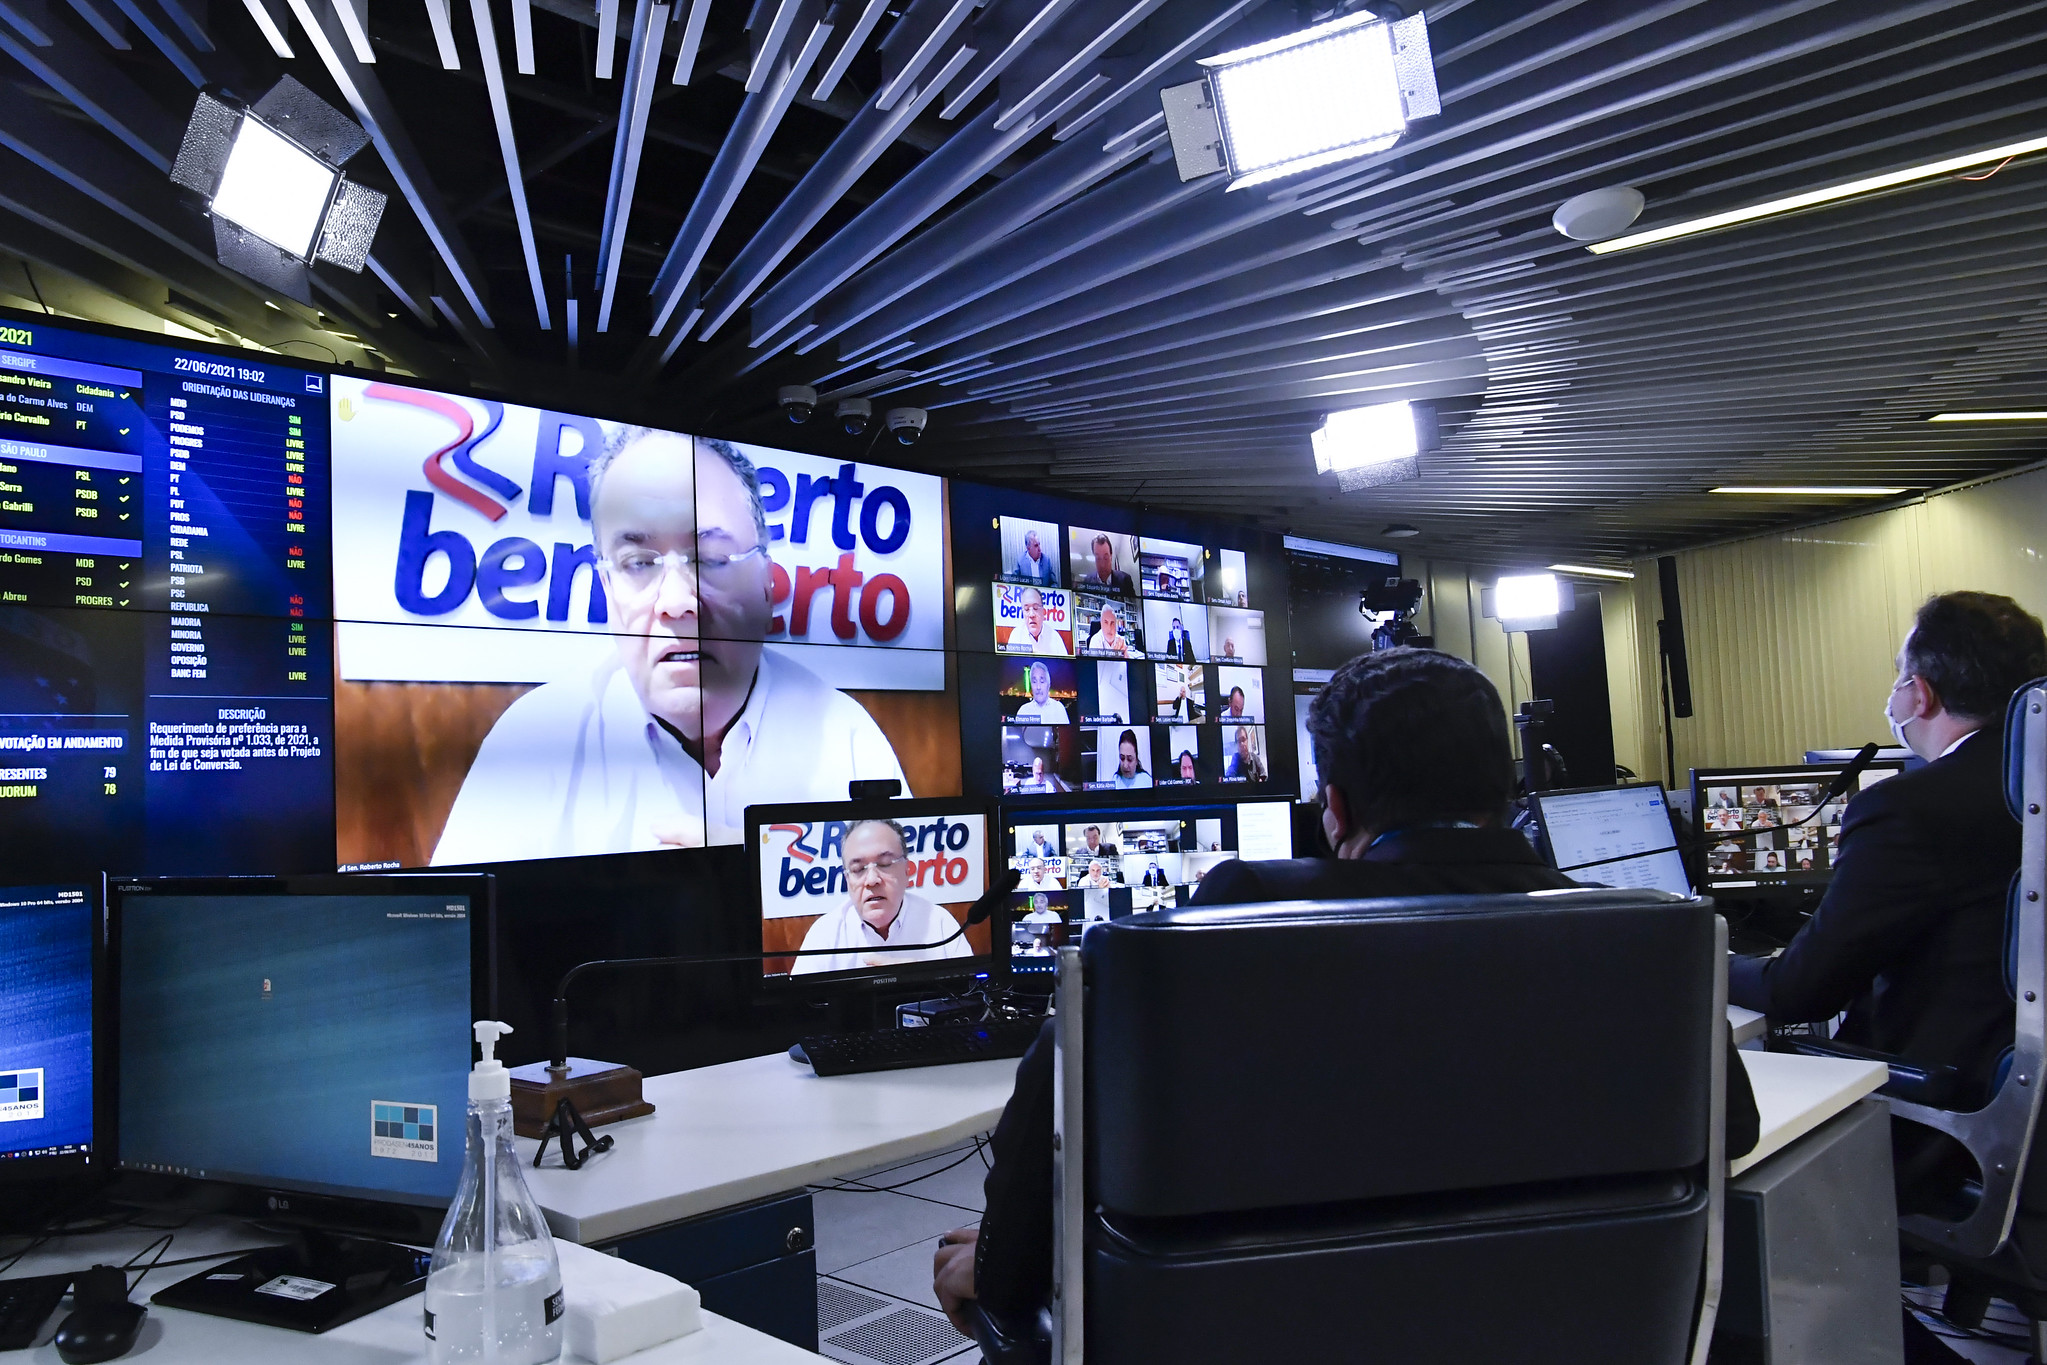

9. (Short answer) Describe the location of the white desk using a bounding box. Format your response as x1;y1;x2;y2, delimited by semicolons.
1729;1005;1767;1046
1732;1049;1888;1176
522;1053;1020;1244
0;1219;819;1364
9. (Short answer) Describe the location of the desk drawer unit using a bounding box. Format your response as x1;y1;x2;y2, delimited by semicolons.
604;1191;818;1351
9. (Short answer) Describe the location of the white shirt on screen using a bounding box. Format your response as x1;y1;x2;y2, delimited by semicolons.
1007;622;1066;655
430;649;909;864
1085;630;1129;655
1014;698;1071;724
789;891;972;976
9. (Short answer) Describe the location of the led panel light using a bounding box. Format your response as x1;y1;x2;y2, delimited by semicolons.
1928;411;2047;422
1549;563;1636;580
1312;400;1420;491
1588;132;2047;255
210;117;338;260
1495;573;1560;622
1190;10;1437;190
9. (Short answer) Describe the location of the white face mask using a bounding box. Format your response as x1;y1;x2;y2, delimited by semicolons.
1886;682;1915;751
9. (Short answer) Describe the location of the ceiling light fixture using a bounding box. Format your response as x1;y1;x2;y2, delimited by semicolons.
1160;11;1438;190
1588;132;2047;255
171;76;387;304
1708;486;1908;496
1927;411;2047;422
1381;523;1421;539
1311;400;1421;491
1548;563;1636;580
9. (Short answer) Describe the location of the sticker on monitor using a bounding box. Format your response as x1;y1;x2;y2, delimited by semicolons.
371;1100;439;1162
0;1069;43;1123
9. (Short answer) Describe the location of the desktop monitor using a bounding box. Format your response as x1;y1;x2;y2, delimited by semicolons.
1692;761;1906;894
750;797;999;990
107;873;494;1240
1001;797;1294;975
0;883;99;1208
1531;783;1691;896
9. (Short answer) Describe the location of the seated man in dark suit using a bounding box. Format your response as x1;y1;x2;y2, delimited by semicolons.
1731;591;2044;1087
938;647;1759;1341
1724;592;2045;1365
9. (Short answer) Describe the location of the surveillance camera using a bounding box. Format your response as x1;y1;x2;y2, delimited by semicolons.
837;398;872;437
885;407;927;446
777;385;817;424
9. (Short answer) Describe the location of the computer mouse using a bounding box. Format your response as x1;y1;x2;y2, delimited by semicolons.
52;1299;146;1364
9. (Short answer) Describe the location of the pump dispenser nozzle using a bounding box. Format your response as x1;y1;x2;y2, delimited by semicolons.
471;1020;513;1101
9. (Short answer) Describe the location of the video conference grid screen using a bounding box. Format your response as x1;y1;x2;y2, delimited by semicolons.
114;886;475;1205
0;884;94;1163
993;516;1275;800
2;308;1303;889
753;806;991;980
1003;799;1292;972
1692;763;1903;889
1535;784;1690;897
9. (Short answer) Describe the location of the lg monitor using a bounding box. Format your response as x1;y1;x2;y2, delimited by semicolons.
1002;797;1293;975
1692;761;1906;894
1531;783;1690;896
108;873;493;1241
751;797;999;991
0;882;99;1219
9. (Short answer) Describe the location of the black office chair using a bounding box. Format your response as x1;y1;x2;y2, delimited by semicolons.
1776;677;2047;1351
1042;888;1729;1364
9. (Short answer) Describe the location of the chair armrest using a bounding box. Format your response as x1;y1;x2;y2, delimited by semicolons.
1768;1035;1964;1108
968;1302;1052;1365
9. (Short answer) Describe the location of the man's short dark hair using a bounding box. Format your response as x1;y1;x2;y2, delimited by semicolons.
1307;647;1516;834
1904;591;2047;722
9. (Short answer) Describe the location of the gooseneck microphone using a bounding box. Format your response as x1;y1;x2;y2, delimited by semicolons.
1814;742;1882;810
1716;742;1882;846
546;868;1023;1070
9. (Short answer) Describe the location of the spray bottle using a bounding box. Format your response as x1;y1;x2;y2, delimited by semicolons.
425;1021;564;1364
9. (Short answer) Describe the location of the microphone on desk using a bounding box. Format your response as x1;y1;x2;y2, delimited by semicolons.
525;870;1024;1171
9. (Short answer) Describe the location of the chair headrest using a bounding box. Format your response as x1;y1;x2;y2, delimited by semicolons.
1081;889;1718;1219
2004;677;2047;820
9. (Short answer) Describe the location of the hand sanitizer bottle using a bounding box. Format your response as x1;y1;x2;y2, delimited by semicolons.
425;1021;564;1364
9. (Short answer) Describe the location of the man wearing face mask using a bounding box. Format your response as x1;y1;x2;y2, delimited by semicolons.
432;430;909;861
1729;591;2047;1100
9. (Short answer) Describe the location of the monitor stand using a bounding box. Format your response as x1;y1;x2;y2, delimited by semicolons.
150;1228;430;1333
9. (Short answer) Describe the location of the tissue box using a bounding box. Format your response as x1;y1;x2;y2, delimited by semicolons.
555;1239;702;1364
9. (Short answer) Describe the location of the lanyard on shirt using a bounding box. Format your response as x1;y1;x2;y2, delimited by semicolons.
1367;821;1482;853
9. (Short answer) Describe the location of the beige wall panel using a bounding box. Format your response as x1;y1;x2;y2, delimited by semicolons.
1637;464;2047;776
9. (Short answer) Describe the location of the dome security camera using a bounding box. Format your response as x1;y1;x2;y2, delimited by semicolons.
837;398;872;436
885;407;927;446
777;385;817;424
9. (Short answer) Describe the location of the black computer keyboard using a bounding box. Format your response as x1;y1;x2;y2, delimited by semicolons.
0;1273;71;1350
799;1016;1049;1076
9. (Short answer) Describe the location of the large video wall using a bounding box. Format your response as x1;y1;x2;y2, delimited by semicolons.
0;309;1302;888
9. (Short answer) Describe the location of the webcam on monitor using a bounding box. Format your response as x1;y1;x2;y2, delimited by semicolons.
850;779;904;799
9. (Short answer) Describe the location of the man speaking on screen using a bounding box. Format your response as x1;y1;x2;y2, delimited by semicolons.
431;429;909;863
791;820;974;975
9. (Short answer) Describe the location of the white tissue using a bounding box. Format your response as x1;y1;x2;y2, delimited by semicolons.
555;1238;702;1364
